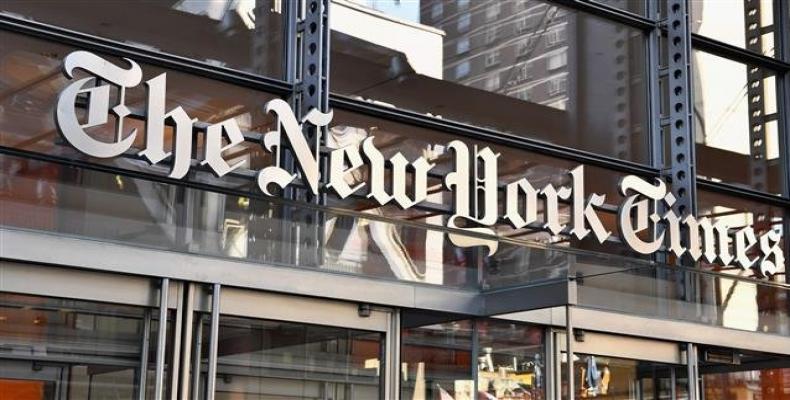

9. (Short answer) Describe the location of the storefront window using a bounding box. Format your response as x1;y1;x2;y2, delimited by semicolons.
560;353;687;400
401;313;545;400
699;348;790;400
0;293;166;400
0;0;286;79
690;0;779;58
331;0;649;163
692;50;783;194
199;315;383;400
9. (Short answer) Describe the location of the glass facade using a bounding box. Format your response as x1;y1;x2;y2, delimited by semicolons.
1;0;789;400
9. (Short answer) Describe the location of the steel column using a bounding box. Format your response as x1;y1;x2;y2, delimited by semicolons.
138;309;152;400
154;278;170;400
205;283;221;400
665;0;697;221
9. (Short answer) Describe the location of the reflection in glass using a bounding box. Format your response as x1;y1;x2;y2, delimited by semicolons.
560;353;687;400
331;0;649;162
690;0;777;58
200;316;383;400
0;293;161;400
692;50;783;194
0;0;285;78
699;348;790;400
401;314;545;400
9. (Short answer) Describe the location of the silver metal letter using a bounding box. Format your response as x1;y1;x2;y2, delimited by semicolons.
201;119;246;177
758;230;784;276
504;178;539;229
327;144;366;199
617;175;666;254
55;51;142;158
568;166;610;243
139;74;196;179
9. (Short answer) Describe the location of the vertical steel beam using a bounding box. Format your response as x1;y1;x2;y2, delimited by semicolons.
385;310;401;399
686;343;699;400
293;0;331;267
743;0;769;193
138;309;152;400
665;0;696;220
155;278;170;400
169;282;184;400
178;283;196;400
565;305;574;400
205;283;221;400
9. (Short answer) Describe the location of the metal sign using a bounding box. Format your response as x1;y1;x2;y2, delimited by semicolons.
54;51;785;276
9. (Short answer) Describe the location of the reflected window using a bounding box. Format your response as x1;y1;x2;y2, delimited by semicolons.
401;313;545;400
690;0;778;58
0;293;166;400
699;348;790;400
331;0;649;163
561;354;686;400
0;0;286;78
692;50;783;194
202;316;383;400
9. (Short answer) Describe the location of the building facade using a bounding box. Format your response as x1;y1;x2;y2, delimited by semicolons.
0;1;788;399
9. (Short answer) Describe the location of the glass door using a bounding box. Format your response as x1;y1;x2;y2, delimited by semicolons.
190;287;393;400
557;332;688;400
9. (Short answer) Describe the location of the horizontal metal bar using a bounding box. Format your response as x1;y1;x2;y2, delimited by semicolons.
551;0;657;31
697;178;790;208
0;14;294;96
330;95;662;178
690;33;790;72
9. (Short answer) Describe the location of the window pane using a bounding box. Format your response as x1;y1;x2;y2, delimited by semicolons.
594;0;647;16
692;50;783;194
0;293;165;400
477;320;546;400
0;0;286;78
202;316;383;400
699;349;790;400
697;190;787;283
331;0;649;162
401;315;473;400
0;32;277;190
690;0;778;58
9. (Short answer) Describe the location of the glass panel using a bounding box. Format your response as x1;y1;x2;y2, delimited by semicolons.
0;0;286;78
576;262;790;336
331;0;649;162
401;315;473;400
0;154;481;288
400;313;546;400
200;315;383;400
697;190;787;283
692;50;783;194
593;0;647;16
0;293;163;400
560;353;687;400
0;31;278;190
477;319;546;400
690;0;778;58
699;348;790;400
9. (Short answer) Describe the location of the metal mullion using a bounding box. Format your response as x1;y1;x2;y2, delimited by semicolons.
154;278;170;400
551;0;658;31
329;95;661;178
0;15;293;96
205;283;221;400
178;284;196;400
169;282;185;400
696;179;790;208
690;33;790;72
138;309;152;400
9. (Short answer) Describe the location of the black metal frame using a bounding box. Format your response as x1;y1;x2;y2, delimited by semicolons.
0;0;788;280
